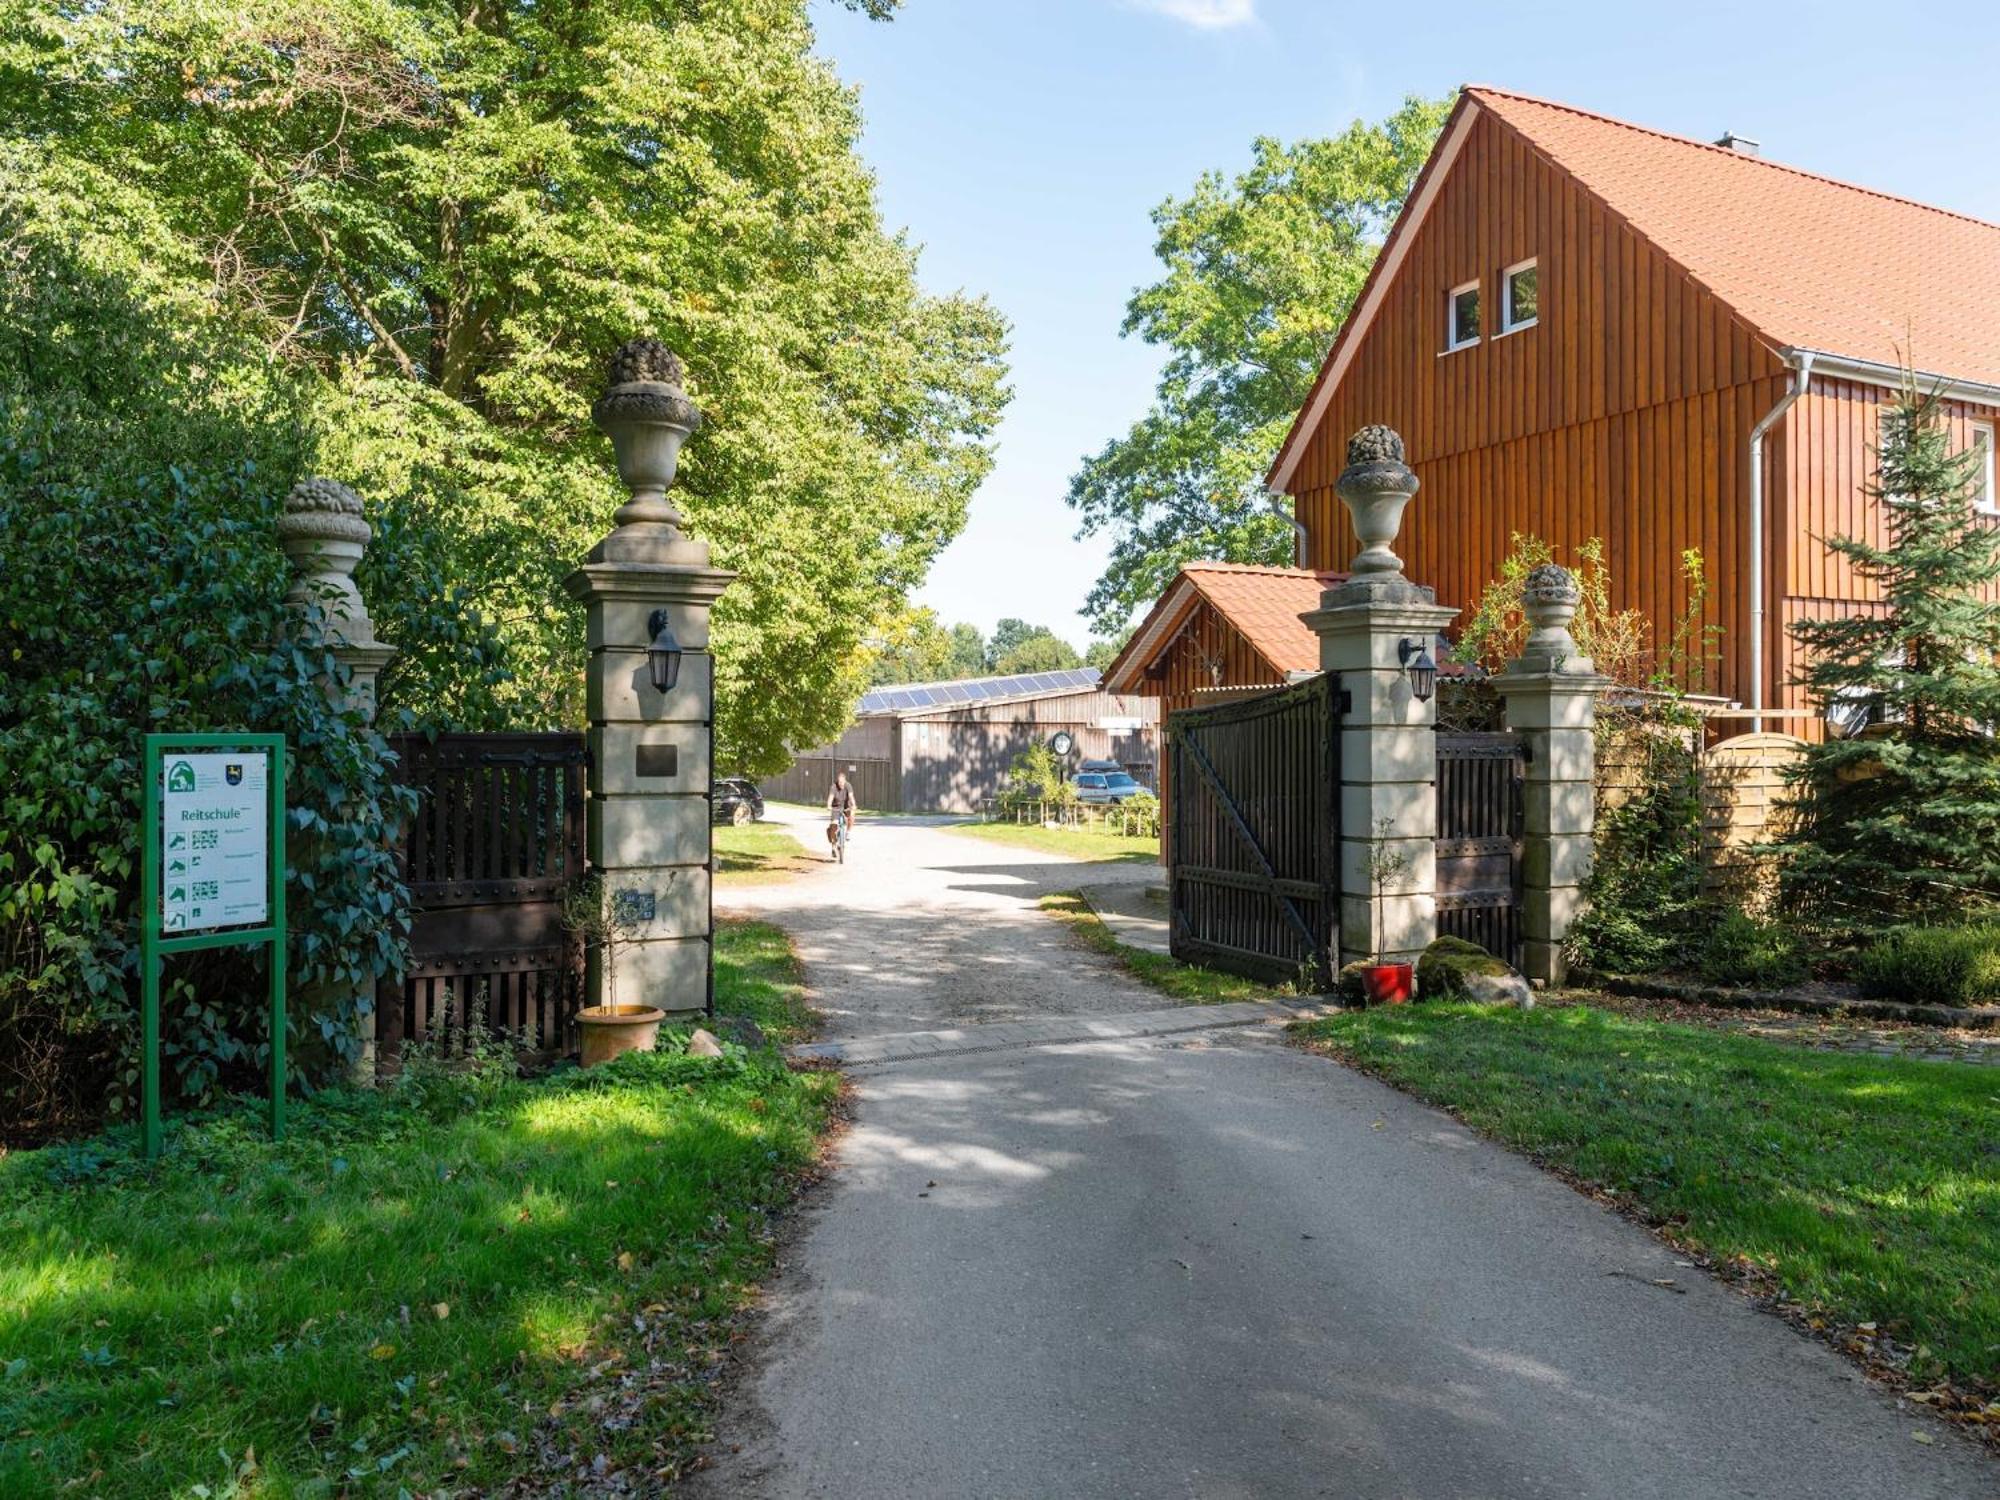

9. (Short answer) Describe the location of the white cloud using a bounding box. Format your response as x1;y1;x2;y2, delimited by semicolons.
1124;0;1257;29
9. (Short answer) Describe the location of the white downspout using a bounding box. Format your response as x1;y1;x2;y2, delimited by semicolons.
1748;351;1814;732
1265;486;1309;568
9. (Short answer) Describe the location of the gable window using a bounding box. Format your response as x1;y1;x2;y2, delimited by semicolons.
1974;421;1996;516
1446;280;1480;351
1500;259;1539;333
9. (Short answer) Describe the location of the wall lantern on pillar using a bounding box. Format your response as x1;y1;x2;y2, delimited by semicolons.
1398;637;1439;703
646;610;683;696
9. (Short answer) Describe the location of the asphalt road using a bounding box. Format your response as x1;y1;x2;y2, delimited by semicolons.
696;813;1993;1498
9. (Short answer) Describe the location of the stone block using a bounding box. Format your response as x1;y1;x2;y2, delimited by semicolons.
1522;938;1566;987
1523;779;1595;836
589;933;709;1016
1305;601;1459;674
1340;722;1437;784
1523;832;1594;891
1339;892;1435;965
587;648;712;725
590;793;710;869
1523;883;1586;944
1498;686;1600;732
589;722;712;796
600;866;711;943
1341;780;1436;842
1340;834;1434;898
586;597;714;653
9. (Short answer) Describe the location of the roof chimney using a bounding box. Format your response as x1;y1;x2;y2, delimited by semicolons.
1714;130;1761;156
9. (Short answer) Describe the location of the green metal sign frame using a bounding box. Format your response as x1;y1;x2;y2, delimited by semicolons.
140;733;288;1159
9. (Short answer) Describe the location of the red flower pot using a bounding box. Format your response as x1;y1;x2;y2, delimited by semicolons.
1362;962;1414;1005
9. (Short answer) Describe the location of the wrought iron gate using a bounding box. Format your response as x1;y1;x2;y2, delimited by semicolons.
380;732;589;1057
1167;674;1342;986
1434;731;1526;966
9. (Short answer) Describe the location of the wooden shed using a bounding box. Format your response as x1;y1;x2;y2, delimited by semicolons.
760;668;1161;815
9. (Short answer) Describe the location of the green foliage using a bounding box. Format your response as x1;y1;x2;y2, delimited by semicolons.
994;632;1083;674
1852;924;2000;1007
0;172;491;1137
0;997;840;1492
1457;533;1719;690
869;610;988;685
0;0;1010;772
999;742;1069;809
1566;714;1707;975
1416;936;1511;999
1068;95;1453;631
1778;386;2000;933
1120;790;1163;841
1694;910;1808;990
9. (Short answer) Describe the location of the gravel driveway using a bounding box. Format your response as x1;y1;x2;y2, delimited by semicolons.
695;811;1995;1499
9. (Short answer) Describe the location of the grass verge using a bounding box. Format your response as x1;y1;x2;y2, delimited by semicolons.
949;819;1159;863
713;915;820;1045
0;935;839;1494
715;818;816;884
1040;891;1285;1004
1291;1001;2000;1411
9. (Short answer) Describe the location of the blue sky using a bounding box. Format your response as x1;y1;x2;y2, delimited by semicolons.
810;0;2000;647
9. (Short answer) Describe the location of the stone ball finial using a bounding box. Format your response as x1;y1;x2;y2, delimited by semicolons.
1345;424;1406;468
1522;563;1582;617
1334;425;1419;582
607;337;686;391
278;477;370;545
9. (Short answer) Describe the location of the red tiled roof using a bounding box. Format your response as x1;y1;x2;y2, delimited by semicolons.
1470;87;2000;386
1101;562;1342;693
1179;562;1340;675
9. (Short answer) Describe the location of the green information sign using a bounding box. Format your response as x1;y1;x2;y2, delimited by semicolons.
141;733;288;1159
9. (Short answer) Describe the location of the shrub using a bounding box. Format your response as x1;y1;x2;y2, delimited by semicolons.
1852;924;2000;1007
1120;790;1162;840
1694;909;1808;990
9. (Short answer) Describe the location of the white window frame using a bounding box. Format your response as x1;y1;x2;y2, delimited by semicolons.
1499;258;1539;335
1973;420;1996;516
1444;279;1481;353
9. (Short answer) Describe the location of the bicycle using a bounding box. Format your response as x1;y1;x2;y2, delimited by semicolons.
825;808;851;864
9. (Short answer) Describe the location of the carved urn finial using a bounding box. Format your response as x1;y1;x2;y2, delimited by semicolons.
276;477;375;641
1335;425;1419;580
1518;563;1589;672
592;338;703;535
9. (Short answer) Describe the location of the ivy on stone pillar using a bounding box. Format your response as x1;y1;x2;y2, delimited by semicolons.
1492;564;1610;986
276;477;397;1077
1300;427;1459;971
563;339;734;1018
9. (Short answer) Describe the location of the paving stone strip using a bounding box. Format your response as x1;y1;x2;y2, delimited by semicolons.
789;998;1337;1068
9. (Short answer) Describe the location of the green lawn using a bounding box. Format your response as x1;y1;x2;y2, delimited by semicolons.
1040;891;1286;1004
1292;1002;2000;1398
949;819;1160;864
715;818;817;884
713;916;820;1045
0;929;838;1495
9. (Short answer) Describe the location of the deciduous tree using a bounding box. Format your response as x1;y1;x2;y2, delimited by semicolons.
1067;95;1451;632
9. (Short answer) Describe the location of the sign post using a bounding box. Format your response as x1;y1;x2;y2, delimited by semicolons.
140;734;287;1159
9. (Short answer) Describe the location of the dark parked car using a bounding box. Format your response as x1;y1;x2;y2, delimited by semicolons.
713;777;765;825
1073;770;1147;805
1078;758;1152;791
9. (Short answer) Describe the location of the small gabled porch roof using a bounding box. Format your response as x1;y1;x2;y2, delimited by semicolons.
1101;562;1345;695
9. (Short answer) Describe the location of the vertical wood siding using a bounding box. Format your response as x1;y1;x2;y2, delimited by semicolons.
1286;109;1789;706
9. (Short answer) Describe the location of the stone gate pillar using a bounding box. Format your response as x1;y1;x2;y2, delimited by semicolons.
277;477;398;1077
1302;428;1457;971
563;340;733;1018
1492;565;1609;986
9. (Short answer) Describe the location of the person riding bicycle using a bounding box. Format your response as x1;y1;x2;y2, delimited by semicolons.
825;771;858;854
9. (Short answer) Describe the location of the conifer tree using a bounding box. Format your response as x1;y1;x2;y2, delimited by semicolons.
1779;384;2000;930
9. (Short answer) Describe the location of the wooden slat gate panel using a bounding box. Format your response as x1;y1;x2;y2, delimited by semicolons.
1434;732;1526;967
1167;674;1341;986
381;732;588;1057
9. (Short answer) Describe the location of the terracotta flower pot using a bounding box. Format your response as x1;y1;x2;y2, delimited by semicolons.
576;1004;666;1067
1361;962;1414;1005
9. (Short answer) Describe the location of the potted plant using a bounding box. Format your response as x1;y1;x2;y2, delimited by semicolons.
561;874;664;1066
1362;818;1415;1004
